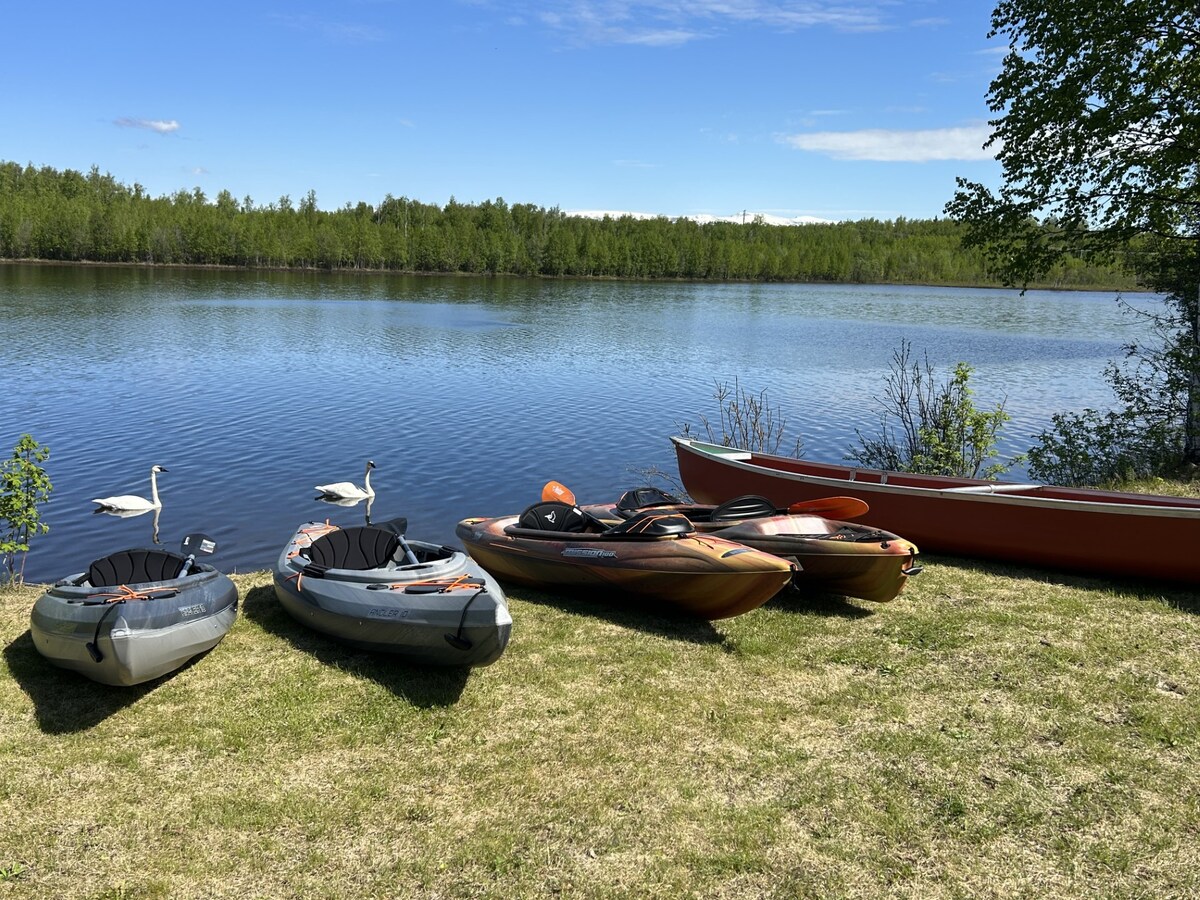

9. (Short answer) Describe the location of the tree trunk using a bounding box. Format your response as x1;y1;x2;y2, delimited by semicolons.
1187;283;1200;465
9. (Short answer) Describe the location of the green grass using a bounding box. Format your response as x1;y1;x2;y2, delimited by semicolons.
1100;470;1200;499
2;558;1199;898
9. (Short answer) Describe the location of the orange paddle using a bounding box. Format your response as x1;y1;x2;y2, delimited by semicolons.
541;480;577;505
787;496;869;519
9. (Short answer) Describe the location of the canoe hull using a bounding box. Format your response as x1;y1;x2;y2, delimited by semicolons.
273;522;512;667
456;515;794;620
30;565;239;686
674;437;1200;583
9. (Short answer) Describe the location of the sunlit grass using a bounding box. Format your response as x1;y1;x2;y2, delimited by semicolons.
1108;472;1200;499
2;556;1199;898
1104;472;1200;501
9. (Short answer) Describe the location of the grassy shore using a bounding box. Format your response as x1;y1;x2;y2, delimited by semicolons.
2;555;1198;899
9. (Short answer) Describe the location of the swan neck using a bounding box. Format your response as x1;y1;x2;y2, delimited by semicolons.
150;469;162;507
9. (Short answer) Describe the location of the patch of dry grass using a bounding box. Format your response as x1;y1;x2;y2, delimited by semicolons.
1;558;1199;898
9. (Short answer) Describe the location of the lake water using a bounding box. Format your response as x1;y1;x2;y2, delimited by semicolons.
1;263;1160;583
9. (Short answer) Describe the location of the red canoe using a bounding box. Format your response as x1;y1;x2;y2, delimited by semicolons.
673;437;1200;584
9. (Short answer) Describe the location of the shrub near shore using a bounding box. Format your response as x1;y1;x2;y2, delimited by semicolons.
2;554;1199;898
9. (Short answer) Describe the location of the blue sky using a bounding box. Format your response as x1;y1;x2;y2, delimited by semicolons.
4;1;1004;222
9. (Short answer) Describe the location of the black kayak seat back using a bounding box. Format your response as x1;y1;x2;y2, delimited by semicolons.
87;548;189;587
710;495;778;522
517;501;590;533
307;525;401;570
615;486;681;512
604;510;694;539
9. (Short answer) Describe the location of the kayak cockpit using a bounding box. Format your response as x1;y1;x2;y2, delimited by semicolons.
503;501;695;540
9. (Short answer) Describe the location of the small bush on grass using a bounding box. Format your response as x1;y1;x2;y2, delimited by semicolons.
0;434;52;584
848;340;1022;479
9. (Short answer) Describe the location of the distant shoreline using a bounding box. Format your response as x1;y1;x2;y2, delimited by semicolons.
0;258;1148;294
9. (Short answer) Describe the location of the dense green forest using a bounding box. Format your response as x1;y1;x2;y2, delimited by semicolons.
0;160;1136;288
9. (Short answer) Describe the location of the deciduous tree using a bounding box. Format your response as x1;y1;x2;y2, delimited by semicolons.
947;0;1200;466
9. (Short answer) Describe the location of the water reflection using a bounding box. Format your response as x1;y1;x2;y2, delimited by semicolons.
92;505;161;544
315;494;374;525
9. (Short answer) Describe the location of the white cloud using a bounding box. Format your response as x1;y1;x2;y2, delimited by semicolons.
115;118;180;134
537;8;702;46
676;0;885;31
536;1;887;46
781;124;997;161
270;13;385;42
619;27;701;46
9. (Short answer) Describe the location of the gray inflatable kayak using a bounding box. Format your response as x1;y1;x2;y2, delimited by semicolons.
30;538;238;686
273;519;511;667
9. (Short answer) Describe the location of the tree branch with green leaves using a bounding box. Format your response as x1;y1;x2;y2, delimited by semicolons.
946;0;1200;470
1;434;52;584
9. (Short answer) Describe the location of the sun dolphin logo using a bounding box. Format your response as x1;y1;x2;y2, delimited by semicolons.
544;510;557;524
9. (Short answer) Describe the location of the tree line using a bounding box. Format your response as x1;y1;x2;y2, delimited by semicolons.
0;160;1134;289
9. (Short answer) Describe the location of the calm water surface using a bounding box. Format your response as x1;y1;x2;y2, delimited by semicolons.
1;264;1159;582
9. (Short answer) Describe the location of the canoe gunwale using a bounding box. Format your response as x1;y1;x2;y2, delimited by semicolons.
673;437;1200;519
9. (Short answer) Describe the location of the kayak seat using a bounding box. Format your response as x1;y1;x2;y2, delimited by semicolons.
710;495;777;522
604;510;694;539
616;486;680;512
518;501;590;533
87;548;189;587
306;526;400;571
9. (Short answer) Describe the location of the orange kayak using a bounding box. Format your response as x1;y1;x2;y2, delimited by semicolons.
581;489;921;603
455;501;794;620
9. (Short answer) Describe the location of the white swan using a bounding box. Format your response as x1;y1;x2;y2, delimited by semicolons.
315;460;375;500
92;465;168;512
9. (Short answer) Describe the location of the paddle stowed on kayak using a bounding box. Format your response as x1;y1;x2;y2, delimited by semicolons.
30;533;239;686
580;487;921;603
273;518;512;667
456;499;796;620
